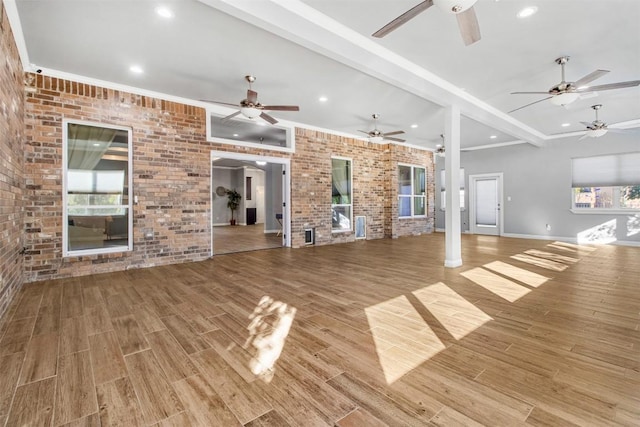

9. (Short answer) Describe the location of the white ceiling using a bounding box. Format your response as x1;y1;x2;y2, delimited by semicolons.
7;0;640;151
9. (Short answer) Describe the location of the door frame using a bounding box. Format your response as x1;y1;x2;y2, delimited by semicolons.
469;172;503;236
209;150;291;256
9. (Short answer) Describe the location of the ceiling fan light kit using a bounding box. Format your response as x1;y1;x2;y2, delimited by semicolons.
358;114;406;144
202;75;299;125
549;91;579;106
433;0;476;14
510;56;640;113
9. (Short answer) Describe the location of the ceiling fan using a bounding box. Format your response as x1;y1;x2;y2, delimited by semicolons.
359;114;405;143
510;56;640;113
201;75;299;125
372;0;481;46
578;104;635;140
435;134;445;157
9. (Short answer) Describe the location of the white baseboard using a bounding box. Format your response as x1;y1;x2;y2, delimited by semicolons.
435;229;640;247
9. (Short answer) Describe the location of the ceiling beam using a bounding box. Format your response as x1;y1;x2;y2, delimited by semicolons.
199;0;546;147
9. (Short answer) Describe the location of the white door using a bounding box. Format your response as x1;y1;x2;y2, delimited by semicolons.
469;173;503;236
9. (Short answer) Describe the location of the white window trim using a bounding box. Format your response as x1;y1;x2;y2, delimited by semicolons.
206;109;295;153
571;187;640;214
62;119;133;257
398;163;427;219
332;156;353;233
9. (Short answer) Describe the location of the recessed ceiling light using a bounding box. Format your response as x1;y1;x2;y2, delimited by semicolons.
256;161;267;166
561;123;571;127
411;124;418;129
93;143;101;147
155;6;174;18
490;135;497;139
232;133;239;137
129;65;144;74
318;96;328;102
517;6;538;18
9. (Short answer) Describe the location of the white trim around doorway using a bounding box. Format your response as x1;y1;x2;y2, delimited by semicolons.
209;150;291;256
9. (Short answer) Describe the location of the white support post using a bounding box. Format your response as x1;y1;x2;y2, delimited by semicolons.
444;106;462;268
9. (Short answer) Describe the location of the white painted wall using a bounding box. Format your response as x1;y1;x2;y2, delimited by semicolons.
435;132;640;245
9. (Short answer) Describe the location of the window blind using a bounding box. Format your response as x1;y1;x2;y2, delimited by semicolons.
440;169;465;190
572;152;640;187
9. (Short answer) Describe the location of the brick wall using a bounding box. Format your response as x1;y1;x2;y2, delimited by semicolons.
291;128;434;246
0;3;25;323
22;72;434;282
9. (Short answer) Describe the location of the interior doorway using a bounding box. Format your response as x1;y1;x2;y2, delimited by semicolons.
210;151;290;255
469;173;503;236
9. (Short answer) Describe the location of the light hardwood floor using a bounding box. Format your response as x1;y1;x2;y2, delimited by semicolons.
213;224;282;255
0;233;639;426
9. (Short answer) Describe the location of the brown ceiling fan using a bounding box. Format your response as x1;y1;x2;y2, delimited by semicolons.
359;114;405;143
201;75;299;125
509;56;640;113
372;0;481;46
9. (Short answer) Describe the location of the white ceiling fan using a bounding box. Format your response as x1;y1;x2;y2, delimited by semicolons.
358;114;405;143
578;104;637;140
509;56;640;113
372;0;481;46
202;75;299;125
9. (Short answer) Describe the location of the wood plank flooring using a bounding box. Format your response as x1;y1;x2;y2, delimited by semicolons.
213;224;281;255
0;233;639;426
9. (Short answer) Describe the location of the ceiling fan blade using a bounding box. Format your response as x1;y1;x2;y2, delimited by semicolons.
247;89;258;104
383;130;405;136
357;130;371;135
510;91;551;95
578;80;640;92
200;100;239;107
260;112;278;125
578;134;590;141
386;137;406;143
456;7;481;46
372;0;433;38
573;69;609;88
221;110;241;121
579;121;593;127
607;128;637;134
508;96;553;113
261;105;300;111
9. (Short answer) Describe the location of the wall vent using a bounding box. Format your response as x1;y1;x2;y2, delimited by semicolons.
304;228;315;245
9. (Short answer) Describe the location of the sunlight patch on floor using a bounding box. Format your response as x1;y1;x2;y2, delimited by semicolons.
365;295;445;384
483;261;549;288
511;253;568;272
577;219;617;244
245;296;296;383
412;283;493;340
461;267;531;302
524;249;579;264
551;241;597;252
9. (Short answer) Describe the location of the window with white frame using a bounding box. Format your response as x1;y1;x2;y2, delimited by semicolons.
331;157;352;232
440;169;465;210
398;164;426;218
63;120;133;256
571;153;640;211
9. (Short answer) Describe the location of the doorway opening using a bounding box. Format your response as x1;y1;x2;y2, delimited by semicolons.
210;151;290;256
469;173;503;236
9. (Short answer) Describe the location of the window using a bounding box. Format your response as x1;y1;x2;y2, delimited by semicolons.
399;164;426;218
440;169;465;210
63;120;132;256
331;157;352;232
207;111;294;153
571;153;640;212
